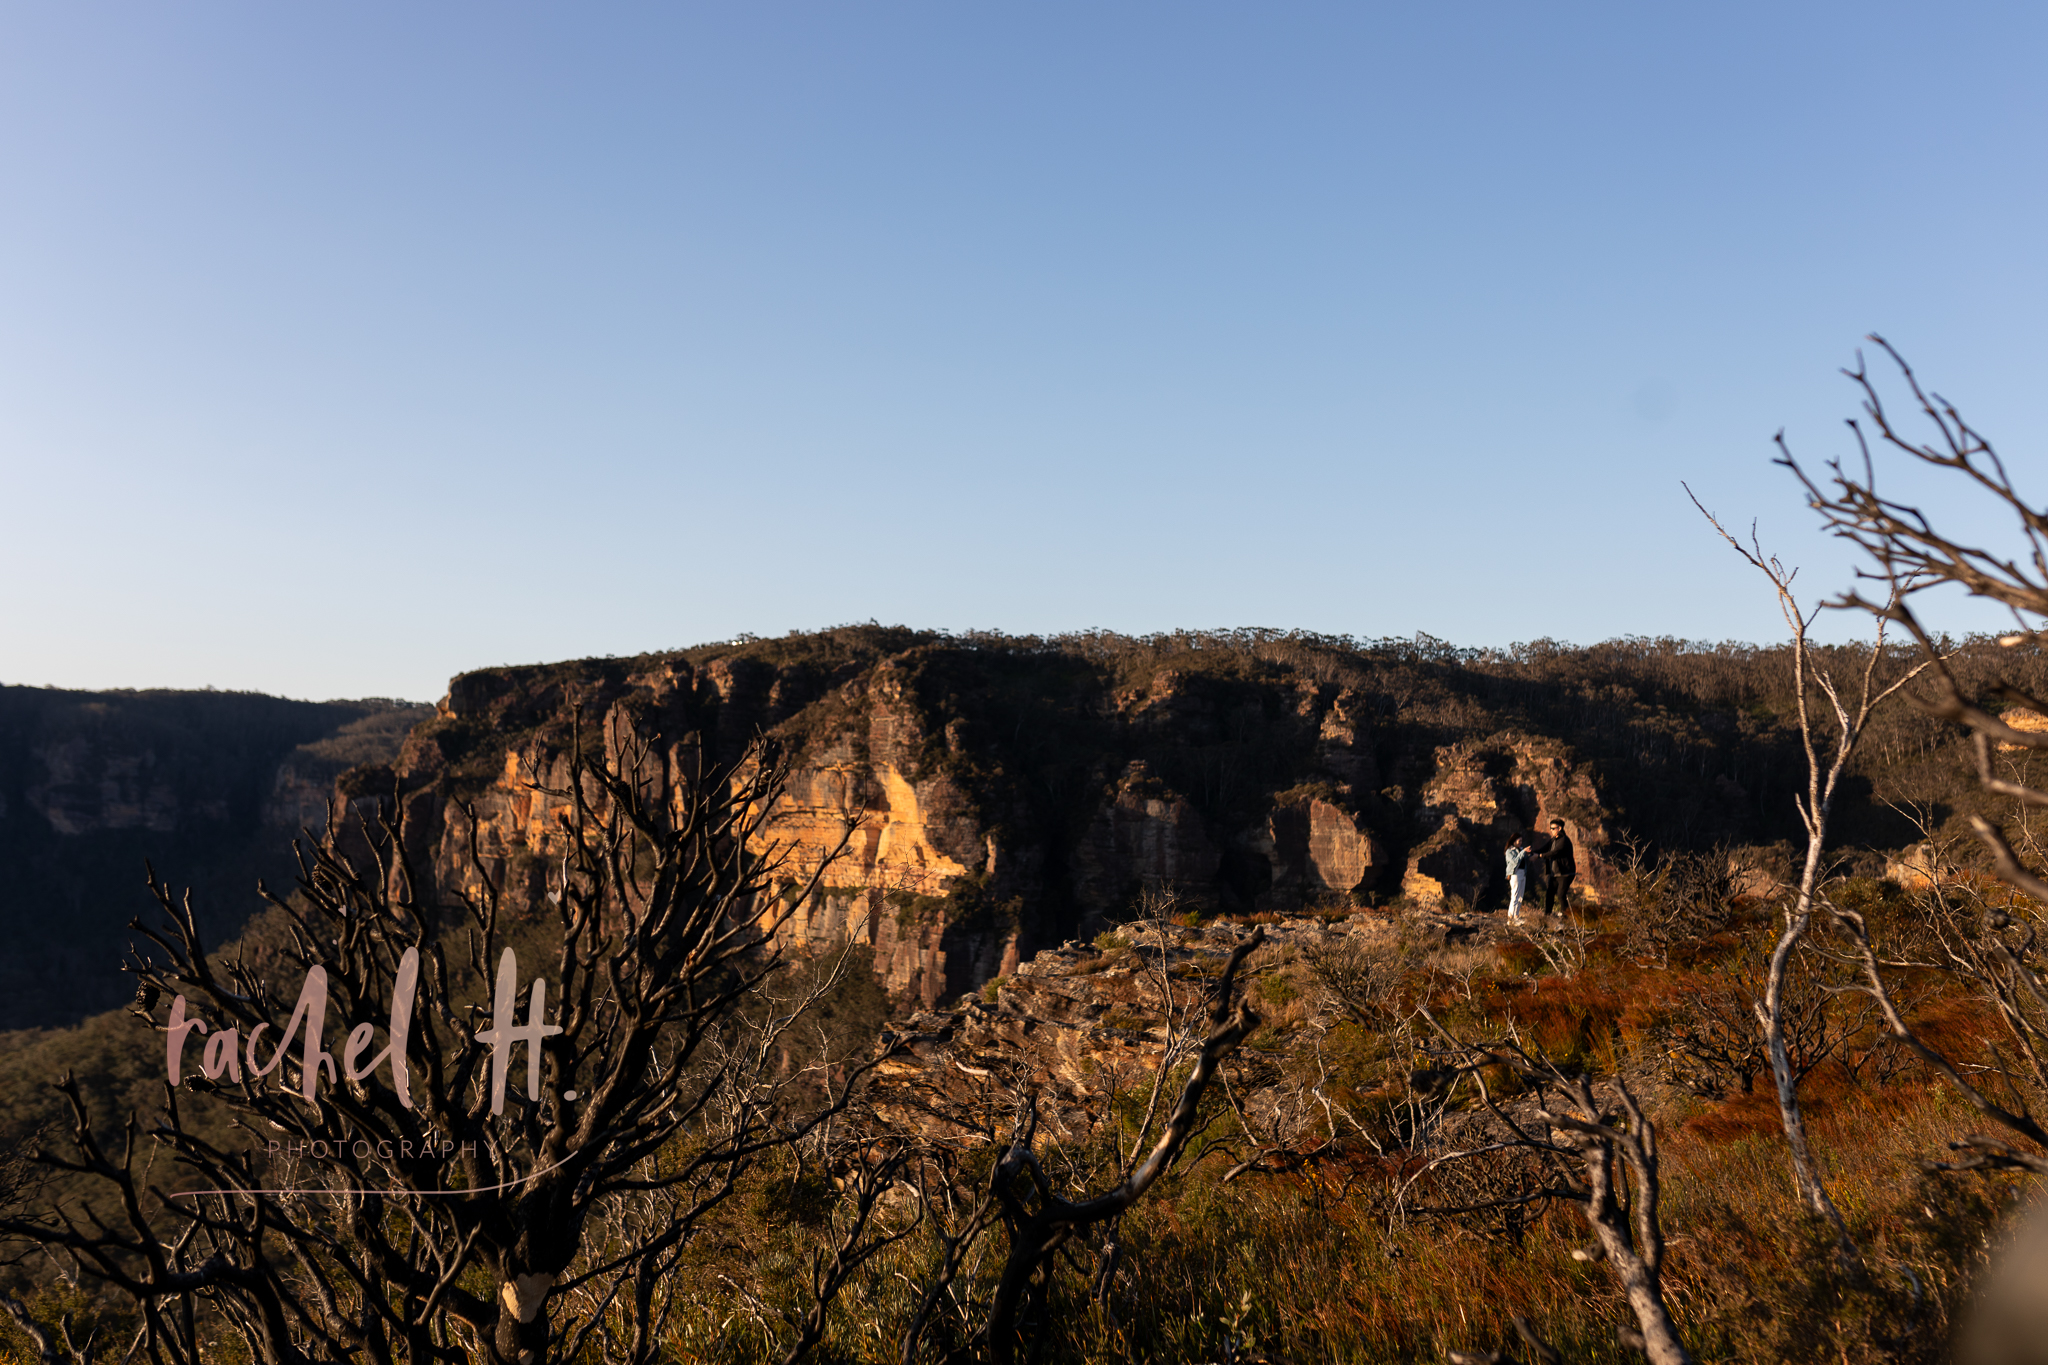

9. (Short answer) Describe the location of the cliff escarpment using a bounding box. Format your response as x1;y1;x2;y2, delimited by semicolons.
15;627;1995;1032
0;688;431;1028
368;627;1867;1012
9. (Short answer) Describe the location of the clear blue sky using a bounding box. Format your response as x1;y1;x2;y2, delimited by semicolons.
2;3;2042;702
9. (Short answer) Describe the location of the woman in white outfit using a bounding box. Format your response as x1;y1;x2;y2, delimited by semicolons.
1504;835;1531;924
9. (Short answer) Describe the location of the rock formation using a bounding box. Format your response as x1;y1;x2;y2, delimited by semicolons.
1400;735;1615;906
360;630;1638;1013
866;905;1525;1150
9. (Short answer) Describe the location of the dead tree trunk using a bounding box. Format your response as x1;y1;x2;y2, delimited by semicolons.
1537;1077;1694;1365
1409;1025;1695;1365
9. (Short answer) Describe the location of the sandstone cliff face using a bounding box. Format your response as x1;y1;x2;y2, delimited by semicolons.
409;650;1022;1009
370;631;1637;1013
0;689;431;1028
1261;797;1389;898
25;735;188;834
7;629;1880;1031
1071;761;1221;910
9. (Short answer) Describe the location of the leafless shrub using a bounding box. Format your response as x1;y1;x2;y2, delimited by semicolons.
1612;839;1740;968
1301;936;1422;1032
1690;483;1935;1266
1650;935;1874;1101
1393;1023;1696;1365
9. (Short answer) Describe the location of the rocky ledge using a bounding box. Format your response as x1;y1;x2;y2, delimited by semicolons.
864;906;1570;1150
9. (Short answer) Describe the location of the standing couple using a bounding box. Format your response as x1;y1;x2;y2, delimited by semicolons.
1504;819;1575;925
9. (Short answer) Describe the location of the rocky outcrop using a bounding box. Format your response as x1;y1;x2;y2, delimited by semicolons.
867;905;1529;1146
1883;842;1958;890
1270;797;1388;896
1998;708;2048;750
870;917;1320;1144
1315;689;1380;791
412;654;1024;1009
1400;735;1616;909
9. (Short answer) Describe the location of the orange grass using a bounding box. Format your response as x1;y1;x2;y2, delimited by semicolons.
636;1069;2020;1365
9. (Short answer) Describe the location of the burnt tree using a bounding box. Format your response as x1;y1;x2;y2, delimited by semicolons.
0;709;879;1365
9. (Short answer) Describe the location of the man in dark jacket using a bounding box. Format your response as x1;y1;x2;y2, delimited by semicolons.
1541;818;1576;916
